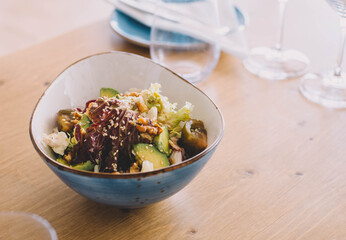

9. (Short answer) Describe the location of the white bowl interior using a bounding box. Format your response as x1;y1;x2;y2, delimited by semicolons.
31;52;223;161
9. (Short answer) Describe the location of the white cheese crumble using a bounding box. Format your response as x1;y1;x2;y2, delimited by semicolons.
141;160;154;172
170;150;182;164
42;128;69;156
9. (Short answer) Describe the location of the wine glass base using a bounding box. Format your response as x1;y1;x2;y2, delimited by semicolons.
243;47;309;80
299;72;346;108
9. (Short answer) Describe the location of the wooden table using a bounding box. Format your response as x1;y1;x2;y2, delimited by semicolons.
1;1;346;239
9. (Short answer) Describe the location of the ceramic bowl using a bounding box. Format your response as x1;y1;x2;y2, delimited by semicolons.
30;51;224;208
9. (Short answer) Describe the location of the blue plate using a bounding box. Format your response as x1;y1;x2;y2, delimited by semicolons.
110;6;246;48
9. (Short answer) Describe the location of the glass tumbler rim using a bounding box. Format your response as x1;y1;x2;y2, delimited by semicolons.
0;211;58;240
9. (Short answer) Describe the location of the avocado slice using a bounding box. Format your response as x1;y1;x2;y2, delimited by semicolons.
57;158;69;166
133;143;170;170
72;160;94;171
153;126;171;156
100;87;119;98
79;114;91;130
57;158;94;171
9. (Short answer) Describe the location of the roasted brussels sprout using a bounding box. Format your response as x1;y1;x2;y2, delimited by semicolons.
181;119;207;156
57;109;74;132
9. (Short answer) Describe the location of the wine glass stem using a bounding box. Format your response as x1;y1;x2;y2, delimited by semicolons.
275;0;288;51
334;18;346;77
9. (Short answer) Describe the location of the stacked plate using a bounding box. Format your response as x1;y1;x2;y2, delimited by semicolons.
110;7;246;48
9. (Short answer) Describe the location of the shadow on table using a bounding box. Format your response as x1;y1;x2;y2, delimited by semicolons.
55;195;174;238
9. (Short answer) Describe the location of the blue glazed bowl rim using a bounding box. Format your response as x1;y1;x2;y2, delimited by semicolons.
29;51;225;179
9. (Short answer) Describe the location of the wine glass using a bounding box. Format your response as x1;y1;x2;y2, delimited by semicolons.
243;0;310;80
0;211;58;240
299;0;346;108
150;0;220;83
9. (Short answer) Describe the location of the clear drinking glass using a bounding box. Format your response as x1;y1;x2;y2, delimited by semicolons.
243;0;310;80
299;0;346;108
0;211;58;240
150;0;220;83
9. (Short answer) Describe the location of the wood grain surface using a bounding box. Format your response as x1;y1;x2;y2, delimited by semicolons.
0;0;112;57
1;1;346;239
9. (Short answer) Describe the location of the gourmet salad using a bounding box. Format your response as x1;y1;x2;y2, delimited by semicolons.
43;83;207;173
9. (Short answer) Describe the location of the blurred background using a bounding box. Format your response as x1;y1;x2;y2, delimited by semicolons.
0;0;342;72
0;0;112;57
